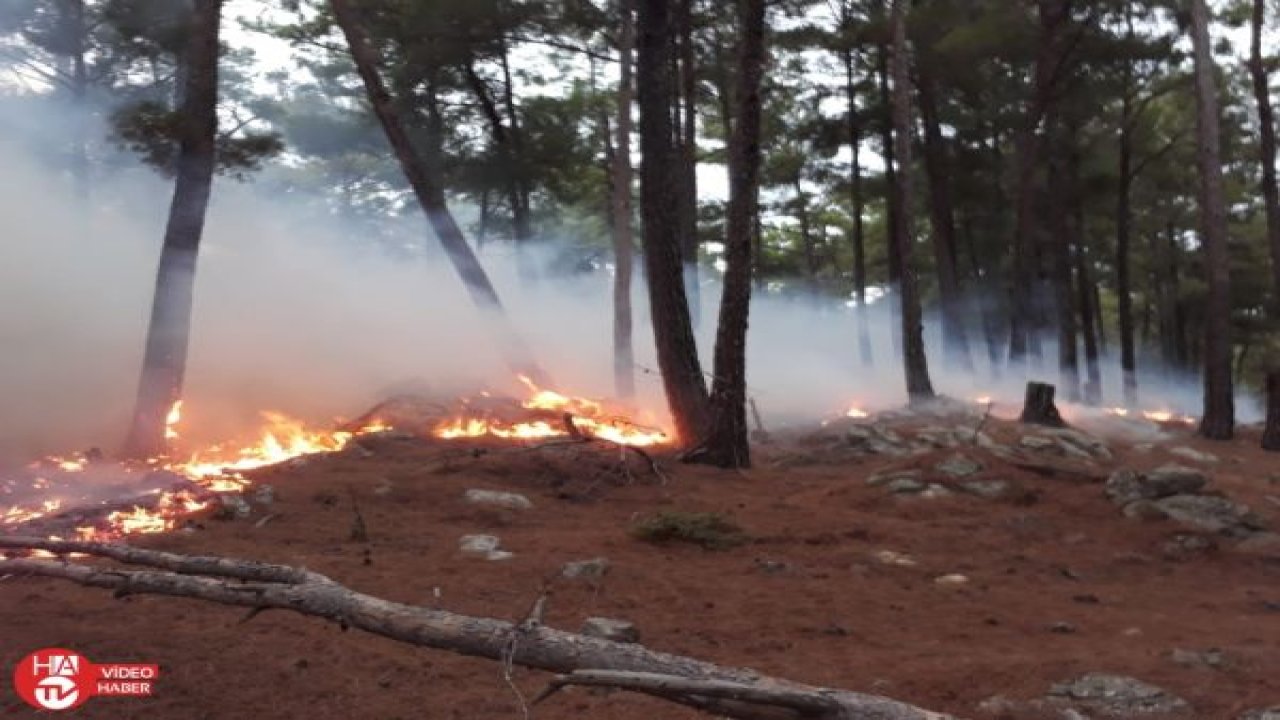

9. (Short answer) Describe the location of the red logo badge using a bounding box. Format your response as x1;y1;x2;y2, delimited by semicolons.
13;648;158;711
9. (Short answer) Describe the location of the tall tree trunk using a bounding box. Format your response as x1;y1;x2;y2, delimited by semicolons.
916;62;972;371
877;43;902;289
122;0;221;459
1250;0;1280;312
1189;0;1235;440
890;0;935;403
793;177;819;281
637;0;711;444
329;0;547;384
688;0;765;468
498;39;534;271
62;0;90;204
842;45;873;366
1047;114;1079;402
1116;62;1139;406
612;0;637;399
677;0;700;325
1076;238;1102;405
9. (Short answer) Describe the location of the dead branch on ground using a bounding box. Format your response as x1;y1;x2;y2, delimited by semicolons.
0;537;953;720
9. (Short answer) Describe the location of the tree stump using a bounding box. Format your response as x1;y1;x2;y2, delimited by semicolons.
1263;371;1280;451
1020;381;1066;427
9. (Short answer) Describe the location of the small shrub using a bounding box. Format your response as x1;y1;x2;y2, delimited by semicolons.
630;511;748;550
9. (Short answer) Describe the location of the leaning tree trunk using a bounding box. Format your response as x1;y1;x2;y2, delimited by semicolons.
612;0;637;399
687;0;765;469
1250;0;1280;313
0;537;953;720
1189;0;1235;440
889;0;935;403
1264;371;1280;451
121;0;221;459
329;0;548;386
637;0;711;445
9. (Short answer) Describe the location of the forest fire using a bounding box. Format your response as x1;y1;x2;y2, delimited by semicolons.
432;375;669;446
845;406;870;419
1104;407;1197;425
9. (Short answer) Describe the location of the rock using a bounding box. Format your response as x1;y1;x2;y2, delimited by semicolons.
935;454;983;478
920;484;954;499
581;617;639;643
1161;533;1217;560
1049;674;1189;716
867;469;922;487
1235;532;1280;559
562;557;611;579
915;426;961;448
1153;494;1261;535
873;550;917;567
373;478;394;496
1049;621;1077;634
1020;435;1059;451
251;484;276;506
1170;648;1226;669
1121;500;1166;521
1238;707;1280;720
1106;466;1207;506
960;479;1011;500
934;573;969;586
1132;443;1155;453
215;494;252;520
1169;446;1219;464
464;489;534;511
1045;428;1113;460
887;477;927;494
844;424;911;456
459;534;508;560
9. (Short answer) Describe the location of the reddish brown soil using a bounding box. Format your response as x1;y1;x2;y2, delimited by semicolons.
2;417;1278;719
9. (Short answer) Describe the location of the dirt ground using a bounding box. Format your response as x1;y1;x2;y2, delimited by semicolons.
2;411;1278;719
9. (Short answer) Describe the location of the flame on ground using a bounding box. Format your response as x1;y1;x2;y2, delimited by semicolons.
845;406;870;419
433;375;669;446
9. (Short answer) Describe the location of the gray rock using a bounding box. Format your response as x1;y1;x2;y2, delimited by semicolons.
1169;446;1219;464
581;617;639;643
1049;673;1189;716
844;424;911;456
887;477;928;494
960;479;1011;500
251;484;276;506
216;494;252;520
920;484;955;499
1122;500;1167;521
459;534;509;560
562;557;611;579
464;489;534;511
1238;707;1280;720
1236;532;1280;559
1106;466;1207;506
1170;648;1226;669
935;454;983;478
866;469;922;487
1045;428;1113;460
1020;435;1058;451
1161;533;1217;560
915;426;961;448
1153;494;1260;535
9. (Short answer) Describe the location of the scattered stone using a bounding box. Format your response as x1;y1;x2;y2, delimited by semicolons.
1152;494;1262;536
464;489;533;511
1106;466;1207;506
215;494;251;520
562;557;611;579
1235;532;1280;559
886;477;928;494
1170;648;1226;669
581;617;639;643
844;424;911;456
934;573;969;586
251;484;276;506
959;479;1011;500
1238;707;1280;720
754;558;790;575
1049;673;1189;716
1169;446;1219;464
1161;533;1217;560
915;426;961;448
286;457;310;470
1132;443;1155;453
866;468;922;487
1020;435;1058;451
1045;428;1113;460
873;550;917;567
373;478;394;496
1049;621;1077;634
458;534;510;561
920;484;954;500
935;454;983;478
1121;500;1166;521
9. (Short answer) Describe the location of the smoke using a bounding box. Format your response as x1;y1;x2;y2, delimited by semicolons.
0;105;1261;465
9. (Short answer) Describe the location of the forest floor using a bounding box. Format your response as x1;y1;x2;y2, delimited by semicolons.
1;400;1278;720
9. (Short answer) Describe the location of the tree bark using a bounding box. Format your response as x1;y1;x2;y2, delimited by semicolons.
889;0;934;403
329;0;548;386
916;61;972;371
1020;381;1066;427
1189;0;1235;440
121;0;221;459
686;0;766;469
1116;22;1139;406
1249;0;1280;313
1047;114;1079;402
1075;235;1102;405
677;0;701;325
612;0;637;399
637;0;711;445
0;538;953;720
841;42;873;366
1264;370;1280;451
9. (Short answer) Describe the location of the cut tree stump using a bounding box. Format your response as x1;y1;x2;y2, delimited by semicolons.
1264;371;1280;451
1020;381;1066;427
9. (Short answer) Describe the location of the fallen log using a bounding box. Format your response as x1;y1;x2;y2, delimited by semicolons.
0;537;953;720
1019;382;1066;427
